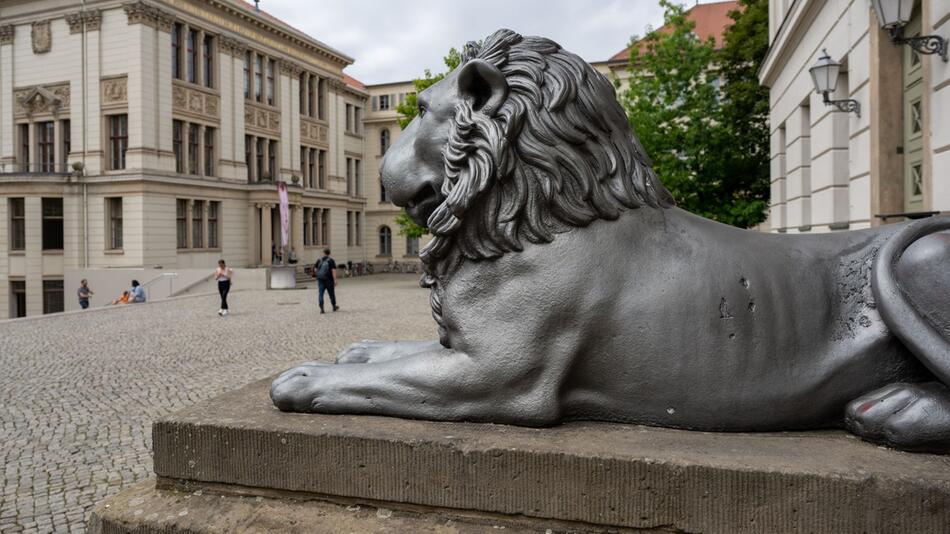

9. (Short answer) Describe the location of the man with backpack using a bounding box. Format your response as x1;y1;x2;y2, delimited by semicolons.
314;248;339;314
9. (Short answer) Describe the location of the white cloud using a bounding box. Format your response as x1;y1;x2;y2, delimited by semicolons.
255;0;675;84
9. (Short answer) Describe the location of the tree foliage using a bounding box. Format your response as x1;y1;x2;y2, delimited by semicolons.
392;48;460;237
621;0;769;228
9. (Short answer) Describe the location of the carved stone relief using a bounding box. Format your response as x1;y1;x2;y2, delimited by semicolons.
244;103;280;135
14;83;70;118
32;21;51;54
0;25;13;45
300;119;329;146
101;77;128;109
123;1;174;31
172;83;220;121
65;10;102;34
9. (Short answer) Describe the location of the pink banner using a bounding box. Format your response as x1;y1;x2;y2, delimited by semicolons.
277;181;290;248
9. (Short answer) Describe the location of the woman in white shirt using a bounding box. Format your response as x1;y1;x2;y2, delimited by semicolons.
213;259;234;316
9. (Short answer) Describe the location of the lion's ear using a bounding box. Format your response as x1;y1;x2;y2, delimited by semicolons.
457;59;508;116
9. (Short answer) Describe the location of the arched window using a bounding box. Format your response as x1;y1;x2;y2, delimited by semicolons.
380;177;390;202
406;236;419;256
379;226;392;256
380;129;390;155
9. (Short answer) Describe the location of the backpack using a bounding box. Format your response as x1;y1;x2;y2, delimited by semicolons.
315;257;332;279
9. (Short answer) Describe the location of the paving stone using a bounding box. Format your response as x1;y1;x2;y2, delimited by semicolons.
0;274;433;532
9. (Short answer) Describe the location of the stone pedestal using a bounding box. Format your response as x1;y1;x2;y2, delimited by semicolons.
90;378;950;533
268;265;296;289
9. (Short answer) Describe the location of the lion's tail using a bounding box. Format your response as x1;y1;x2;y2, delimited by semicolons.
872;215;950;382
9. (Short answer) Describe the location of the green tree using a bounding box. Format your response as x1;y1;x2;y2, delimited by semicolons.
392;48;460;237
621;0;769;228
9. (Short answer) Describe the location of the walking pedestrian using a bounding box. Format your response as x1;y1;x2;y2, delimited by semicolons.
314;248;339;314
213;259;234;316
77;279;94;309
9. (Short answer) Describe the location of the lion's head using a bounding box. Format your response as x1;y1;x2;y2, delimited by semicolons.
381;29;674;274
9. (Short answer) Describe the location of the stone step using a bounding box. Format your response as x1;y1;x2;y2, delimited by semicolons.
148;378;950;533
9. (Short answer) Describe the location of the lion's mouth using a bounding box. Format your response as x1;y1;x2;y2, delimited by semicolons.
406;184;442;227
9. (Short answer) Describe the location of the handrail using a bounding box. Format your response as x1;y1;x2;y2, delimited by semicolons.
141;272;178;288
168;273;215;298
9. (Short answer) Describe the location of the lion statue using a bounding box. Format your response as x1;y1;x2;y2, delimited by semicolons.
272;29;950;453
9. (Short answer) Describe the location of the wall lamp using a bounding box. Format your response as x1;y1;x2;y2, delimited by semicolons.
809;50;861;117
871;0;948;61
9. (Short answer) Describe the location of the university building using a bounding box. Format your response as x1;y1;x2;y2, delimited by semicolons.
0;0;425;319
760;0;950;233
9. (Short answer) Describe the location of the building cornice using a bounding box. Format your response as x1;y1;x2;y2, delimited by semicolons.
123;0;175;32
65;9;103;34
759;0;822;87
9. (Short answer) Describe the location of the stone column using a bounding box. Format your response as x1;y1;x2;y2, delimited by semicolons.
247;204;258;267
769;125;787;231
0;26;15;168
809;72;851;231
24;197;42;316
291;204;303;254
869;14;904;225
784;104;812;232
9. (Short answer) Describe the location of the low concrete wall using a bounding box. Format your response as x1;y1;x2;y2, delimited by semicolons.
63;268;270;311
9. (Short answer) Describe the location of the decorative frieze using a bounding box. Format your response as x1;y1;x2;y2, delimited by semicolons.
300;118;329;146
65;10;102;34
101;76;128;111
32;21;51;54
279;60;304;78
14;83;70;118
172;82;220;122
0;25;13;45
219;35;247;57
244;102;280;135
123;1;174;31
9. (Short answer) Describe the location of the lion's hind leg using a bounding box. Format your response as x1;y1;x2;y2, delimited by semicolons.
853;219;950;453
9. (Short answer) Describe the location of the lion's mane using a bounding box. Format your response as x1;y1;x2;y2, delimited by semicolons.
421;29;674;272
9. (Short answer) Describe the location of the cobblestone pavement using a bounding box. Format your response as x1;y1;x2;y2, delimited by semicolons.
0;274;434;533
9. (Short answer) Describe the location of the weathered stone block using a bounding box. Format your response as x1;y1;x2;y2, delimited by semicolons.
141;378;950;533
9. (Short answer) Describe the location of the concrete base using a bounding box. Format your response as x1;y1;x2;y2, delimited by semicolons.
268;266;296;289
94;378;950;533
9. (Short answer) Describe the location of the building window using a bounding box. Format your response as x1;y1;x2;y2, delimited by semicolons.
173;120;184;173
19;124;30;171
10;281;26;318
308;149;316;188
107;197;123;250
61;119;70;168
303;208;311;246
266;58;276;106
318;150;326;189
354;107;362;134
321;209;329;245
42;280;64;315
37;121;54;173
310;208;319;246
354;159;361;196
203;34;214;88
244;50;251;99
379;94;390;111
308;75;316;118
245;135;253;181
204;127;215;176
346;211;353;246
171;23;183;80
345;104;352;132
208;201;219;248
381;178;390;202
9;198;25;251
176;199;188;249
187;29;198;84
188;123;200;174
108;114;128;170
407;236;419;256
380;129;390;155
299;72;308;115
318;78;327;120
255;54;263;102
346;157;353;195
192;200;204;248
41;197;63;251
354;213;361;246
378;226;392;256
268;140;277;179
256;138;265;180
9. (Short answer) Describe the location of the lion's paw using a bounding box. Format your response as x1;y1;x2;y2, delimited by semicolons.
335;340;388;364
845;382;950;453
270;365;324;412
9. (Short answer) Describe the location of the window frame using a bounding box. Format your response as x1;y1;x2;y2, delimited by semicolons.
173;120;185;173
41;197;64;251
192;200;205;249
204;126;215;177
171;22;183;80
108;114;128;171
36;121;54;173
188;123;200;175
208;201;220;249
202;34;214;88
9;198;25;251
186;28;198;84
176;198;189;249
378;226;392;257
42;279;64;315
107;197;123;250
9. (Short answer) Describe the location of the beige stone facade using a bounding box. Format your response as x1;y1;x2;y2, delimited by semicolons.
760;0;950;234
363;80;431;264
0;0;386;319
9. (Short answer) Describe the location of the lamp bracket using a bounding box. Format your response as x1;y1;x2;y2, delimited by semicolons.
822;92;861;117
888;26;949;62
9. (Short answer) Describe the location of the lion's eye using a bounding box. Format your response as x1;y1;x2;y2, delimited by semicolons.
418;103;427;118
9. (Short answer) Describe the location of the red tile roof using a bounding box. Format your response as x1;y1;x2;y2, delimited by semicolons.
343;74;366;91
609;0;740;62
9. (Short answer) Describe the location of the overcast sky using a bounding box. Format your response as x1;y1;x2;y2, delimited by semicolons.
255;0;702;85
